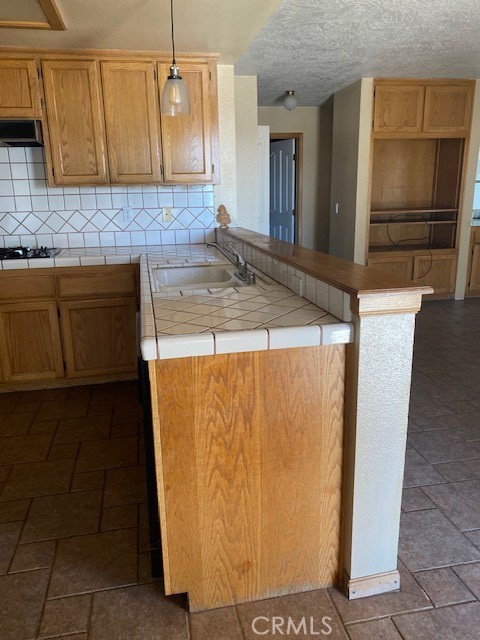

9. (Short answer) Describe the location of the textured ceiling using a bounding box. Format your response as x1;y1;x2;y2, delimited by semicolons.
235;0;480;106
0;0;282;64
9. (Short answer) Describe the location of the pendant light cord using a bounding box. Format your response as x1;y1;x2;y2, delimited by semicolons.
170;0;176;65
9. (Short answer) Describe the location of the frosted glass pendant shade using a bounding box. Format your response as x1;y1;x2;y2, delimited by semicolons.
161;66;190;116
283;90;297;111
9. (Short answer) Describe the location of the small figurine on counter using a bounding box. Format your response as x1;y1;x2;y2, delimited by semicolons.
216;204;231;229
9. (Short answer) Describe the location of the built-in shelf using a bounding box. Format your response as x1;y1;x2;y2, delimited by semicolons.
370;208;458;215
370;220;458;227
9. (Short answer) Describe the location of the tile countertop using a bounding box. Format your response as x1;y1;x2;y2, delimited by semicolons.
139;245;353;361
0;245;148;269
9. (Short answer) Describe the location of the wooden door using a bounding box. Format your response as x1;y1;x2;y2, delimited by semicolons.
0;59;40;117
423;85;473;133
101;61;162;183
374;85;425;133
269;139;296;243
59;298;137;378
0;301;64;382
158;61;215;183
469;244;480;293
42;60;108;185
413;254;457;293
367;255;414;281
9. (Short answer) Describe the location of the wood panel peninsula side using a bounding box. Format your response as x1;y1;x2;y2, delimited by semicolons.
147;229;433;611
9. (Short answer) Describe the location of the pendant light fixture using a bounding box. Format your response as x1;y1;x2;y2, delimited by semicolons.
283;90;297;111
161;0;190;116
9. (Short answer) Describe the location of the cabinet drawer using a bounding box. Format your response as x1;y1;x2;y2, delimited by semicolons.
413;254;457;294
0;274;55;301
57;269;136;298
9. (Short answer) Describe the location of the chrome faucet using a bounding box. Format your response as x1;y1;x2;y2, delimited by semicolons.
207;242;256;284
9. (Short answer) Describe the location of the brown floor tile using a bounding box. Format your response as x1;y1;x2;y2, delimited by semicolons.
0;521;22;573
70;469;105;492
89;584;188;640
48;442;80;460
88;401;114;416
138;502;151;553
49;529;138;597
0;498;30;523
138;552;157;584
76;436;138;472
438;412;480;440
402;449;445;488
0;569;50;640
433;461;478;482
0;459;74;500
465;529;480;549
101;504;138;531
67;386;93;401
0;433;52;465
329;563;430;625
36;398;90;421
423;480;480;531
29;419;58;435
112;400;143;425
111;421;139;438
399;509;480;571
54;414;111;444
402;487;436;512
452;562;480;599
21;489;102;542
0;412;36;436
0;392;21;414
21;388;69;403
393;601;480;639
413;567;476;606
9;540;56;573
50;635;86;640
16;401;42;413
104;465;147;506
238;589;347;639
408;431;480;464
346;618;403;640
0;465;10;482
189;606;243;640
39;594;91;638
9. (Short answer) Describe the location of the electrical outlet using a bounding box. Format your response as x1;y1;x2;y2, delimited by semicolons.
162;206;173;222
334;202;340;215
122;206;133;223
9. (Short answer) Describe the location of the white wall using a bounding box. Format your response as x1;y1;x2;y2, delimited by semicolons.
329;79;373;264
258;105;333;252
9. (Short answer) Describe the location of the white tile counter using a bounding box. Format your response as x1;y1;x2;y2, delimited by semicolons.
139;245;353;361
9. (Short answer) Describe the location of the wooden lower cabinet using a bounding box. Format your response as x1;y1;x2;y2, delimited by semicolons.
368;255;414;280
59;298;137;378
0;301;64;382
468;240;480;294
413;254;457;294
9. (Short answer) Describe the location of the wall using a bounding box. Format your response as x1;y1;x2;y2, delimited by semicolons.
258;104;333;252
329;78;373;264
234;76;260;232
0;65;244;250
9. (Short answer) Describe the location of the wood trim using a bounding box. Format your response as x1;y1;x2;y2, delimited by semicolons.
0;371;136;394
0;0;65;31
343;569;400;600
374;78;476;87
270;132;303;246
0;47;218;62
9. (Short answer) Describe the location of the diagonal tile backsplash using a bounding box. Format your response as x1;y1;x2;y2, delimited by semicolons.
0;147;215;248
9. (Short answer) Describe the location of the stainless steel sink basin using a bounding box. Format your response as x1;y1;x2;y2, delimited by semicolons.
151;265;246;291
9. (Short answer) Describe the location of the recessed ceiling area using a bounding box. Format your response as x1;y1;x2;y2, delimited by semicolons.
0;0;65;30
236;0;480;106
0;0;47;22
0;0;282;64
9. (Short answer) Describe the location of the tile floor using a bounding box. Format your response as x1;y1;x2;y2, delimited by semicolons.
1;298;480;638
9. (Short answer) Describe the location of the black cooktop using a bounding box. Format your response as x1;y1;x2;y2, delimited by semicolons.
0;246;61;260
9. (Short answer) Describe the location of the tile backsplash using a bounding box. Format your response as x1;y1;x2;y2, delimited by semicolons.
0;147;215;248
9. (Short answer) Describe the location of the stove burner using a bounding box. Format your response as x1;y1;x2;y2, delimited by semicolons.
0;246;61;260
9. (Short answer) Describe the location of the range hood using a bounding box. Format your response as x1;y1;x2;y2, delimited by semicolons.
0;120;44;147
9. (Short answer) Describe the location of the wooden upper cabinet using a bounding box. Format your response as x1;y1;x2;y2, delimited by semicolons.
374;85;425;133
157;61;218;183
42;60;108;185
101;61;162;183
423;85;473;133
0;59;40;118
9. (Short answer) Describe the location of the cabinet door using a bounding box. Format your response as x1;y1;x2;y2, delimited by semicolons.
413;254;457;294
374;85;425;133
423;85;473;133
0;59;40;117
158;61;217;183
0;301;64;382
59;298;137;378
469;244;480;293
101;61;162;183
42;60;108;185
367;255;414;280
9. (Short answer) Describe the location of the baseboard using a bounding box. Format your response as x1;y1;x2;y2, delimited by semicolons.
342;568;400;600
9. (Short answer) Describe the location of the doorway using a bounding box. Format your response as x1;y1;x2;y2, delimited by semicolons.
269;133;303;245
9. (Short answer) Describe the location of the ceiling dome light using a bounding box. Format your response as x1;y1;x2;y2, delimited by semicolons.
161;0;190;116
283;90;297;111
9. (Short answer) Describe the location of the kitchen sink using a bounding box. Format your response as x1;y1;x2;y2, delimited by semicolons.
151;265;247;291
